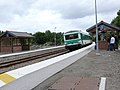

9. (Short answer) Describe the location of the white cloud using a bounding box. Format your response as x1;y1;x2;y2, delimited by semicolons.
33;0;95;19
0;0;34;22
0;0;120;34
97;0;120;14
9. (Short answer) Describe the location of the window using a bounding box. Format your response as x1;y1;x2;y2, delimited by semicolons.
65;34;78;40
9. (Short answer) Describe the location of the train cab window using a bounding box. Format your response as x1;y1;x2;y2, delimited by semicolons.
65;34;78;40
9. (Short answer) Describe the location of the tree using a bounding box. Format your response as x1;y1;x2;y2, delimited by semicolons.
56;32;64;45
45;30;53;42
111;10;120;28
32;30;64;45
0;30;1;35
33;32;46;44
0;30;4;35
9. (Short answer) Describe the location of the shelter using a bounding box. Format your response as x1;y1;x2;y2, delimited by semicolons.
0;31;33;53
86;21;120;50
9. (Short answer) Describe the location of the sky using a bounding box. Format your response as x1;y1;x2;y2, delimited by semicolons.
0;0;119;34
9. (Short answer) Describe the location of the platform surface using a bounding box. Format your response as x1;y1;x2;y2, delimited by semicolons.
48;77;100;90
32;50;120;90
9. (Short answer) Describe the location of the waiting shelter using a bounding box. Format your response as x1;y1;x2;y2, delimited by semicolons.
0;31;33;53
86;21;120;50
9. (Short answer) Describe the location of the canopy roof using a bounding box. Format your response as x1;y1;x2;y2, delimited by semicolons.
0;31;33;38
86;21;120;32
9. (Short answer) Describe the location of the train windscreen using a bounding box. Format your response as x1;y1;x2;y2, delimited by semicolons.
65;34;78;40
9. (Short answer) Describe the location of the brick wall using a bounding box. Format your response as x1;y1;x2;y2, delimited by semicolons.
13;46;22;52
0;46;22;53
98;41;108;50
1;46;12;53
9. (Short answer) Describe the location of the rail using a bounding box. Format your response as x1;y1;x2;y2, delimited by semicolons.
0;48;68;68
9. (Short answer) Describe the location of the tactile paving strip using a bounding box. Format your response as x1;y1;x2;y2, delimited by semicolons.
48;77;100;90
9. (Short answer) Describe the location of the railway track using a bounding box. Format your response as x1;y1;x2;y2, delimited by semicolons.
0;48;69;69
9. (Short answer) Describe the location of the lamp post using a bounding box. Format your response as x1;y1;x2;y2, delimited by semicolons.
95;0;100;55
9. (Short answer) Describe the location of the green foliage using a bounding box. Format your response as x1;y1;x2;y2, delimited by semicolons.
45;30;54;42
117;10;120;16
56;32;64;45
32;30;64;45
0;30;4;35
111;10;120;28
33;32;47;44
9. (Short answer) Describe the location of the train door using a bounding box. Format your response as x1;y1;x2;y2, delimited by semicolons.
80;33;84;46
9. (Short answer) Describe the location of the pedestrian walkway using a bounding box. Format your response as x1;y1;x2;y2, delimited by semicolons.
32;50;120;90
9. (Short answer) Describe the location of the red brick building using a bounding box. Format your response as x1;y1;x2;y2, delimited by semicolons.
86;21;120;50
0;31;33;53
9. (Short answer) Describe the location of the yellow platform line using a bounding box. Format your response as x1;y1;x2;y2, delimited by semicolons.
0;73;16;84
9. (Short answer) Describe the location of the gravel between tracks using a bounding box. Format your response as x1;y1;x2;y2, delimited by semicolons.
32;50;120;90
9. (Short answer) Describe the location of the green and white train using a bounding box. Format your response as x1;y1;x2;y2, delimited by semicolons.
63;30;92;50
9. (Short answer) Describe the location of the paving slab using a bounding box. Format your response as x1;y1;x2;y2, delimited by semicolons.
47;77;100;90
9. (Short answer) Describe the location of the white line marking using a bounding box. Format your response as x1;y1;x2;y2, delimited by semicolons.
99;77;106;90
0;80;5;87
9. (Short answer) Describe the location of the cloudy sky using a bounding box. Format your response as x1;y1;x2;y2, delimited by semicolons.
0;0;119;34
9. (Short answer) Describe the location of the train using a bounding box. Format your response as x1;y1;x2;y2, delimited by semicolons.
63;30;92;51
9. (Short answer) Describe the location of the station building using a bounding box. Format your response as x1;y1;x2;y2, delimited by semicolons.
86;21;120;50
0;31;33;53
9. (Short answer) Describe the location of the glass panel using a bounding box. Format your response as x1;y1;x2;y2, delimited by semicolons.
65;34;78;40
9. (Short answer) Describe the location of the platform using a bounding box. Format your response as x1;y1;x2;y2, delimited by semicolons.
32;50;120;90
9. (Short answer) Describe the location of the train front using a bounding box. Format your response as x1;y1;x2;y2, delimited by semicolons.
63;31;82;51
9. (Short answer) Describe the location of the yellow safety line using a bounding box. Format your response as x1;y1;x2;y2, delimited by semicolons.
0;73;16;84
